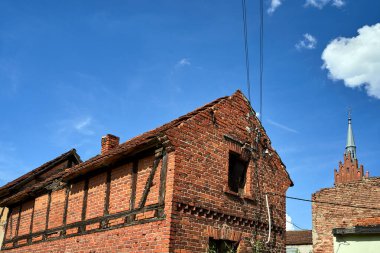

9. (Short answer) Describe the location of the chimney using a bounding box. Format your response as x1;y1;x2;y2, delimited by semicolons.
101;134;120;154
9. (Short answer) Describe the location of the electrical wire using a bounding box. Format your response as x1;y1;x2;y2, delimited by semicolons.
259;0;264;121
286;220;308;231
267;192;380;211
241;0;251;102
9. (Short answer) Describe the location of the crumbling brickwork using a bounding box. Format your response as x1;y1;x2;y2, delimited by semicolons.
312;178;380;253
0;91;292;252
167;91;292;252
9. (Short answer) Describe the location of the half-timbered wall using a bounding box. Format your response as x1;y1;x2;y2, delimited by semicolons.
2;150;171;252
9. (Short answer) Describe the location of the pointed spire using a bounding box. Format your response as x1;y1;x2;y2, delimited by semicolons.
345;109;357;160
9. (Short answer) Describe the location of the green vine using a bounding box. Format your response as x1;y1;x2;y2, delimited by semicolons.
250;239;263;253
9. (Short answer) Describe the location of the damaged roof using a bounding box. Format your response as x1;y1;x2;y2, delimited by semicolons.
0;149;81;200
0;90;292;206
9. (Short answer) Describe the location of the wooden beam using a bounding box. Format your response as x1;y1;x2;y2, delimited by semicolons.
138;156;161;209
28;200;35;243
4;207;13;240
81;179;89;232
104;170;111;215
2;207;11;244
45;192;52;234
158;150;168;206
14;204;22;246
61;183;70;236
128;160;138;222
2;203;164;249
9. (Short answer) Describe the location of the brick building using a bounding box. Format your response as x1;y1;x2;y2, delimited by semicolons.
285;230;312;253
0;90;293;252
312;115;380;253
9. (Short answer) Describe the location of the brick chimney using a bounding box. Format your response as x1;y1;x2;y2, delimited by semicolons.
101;134;120;154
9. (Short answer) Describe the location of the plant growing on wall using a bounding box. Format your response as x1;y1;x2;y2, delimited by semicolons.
250;239;263;253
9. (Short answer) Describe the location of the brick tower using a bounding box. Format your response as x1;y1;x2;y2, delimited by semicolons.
334;112;369;185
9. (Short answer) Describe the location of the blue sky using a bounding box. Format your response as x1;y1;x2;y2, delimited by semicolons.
0;0;379;230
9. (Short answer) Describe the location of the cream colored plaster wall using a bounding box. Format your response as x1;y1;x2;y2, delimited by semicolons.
334;235;380;253
286;244;312;253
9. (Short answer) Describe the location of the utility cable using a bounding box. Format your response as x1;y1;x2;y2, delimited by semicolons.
259;0;264;121
241;0;251;102
286;219;308;231
267;192;380;211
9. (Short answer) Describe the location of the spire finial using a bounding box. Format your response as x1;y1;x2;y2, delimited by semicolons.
348;107;352;121
345;109;356;160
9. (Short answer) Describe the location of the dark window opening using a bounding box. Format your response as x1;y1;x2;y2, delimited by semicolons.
208;238;238;253
228;152;248;193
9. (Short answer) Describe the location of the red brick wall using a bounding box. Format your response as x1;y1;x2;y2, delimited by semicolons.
5;206;20;240
2;152;170;252
312;178;380;253
32;194;48;233
48;189;65;229
136;156;156;207
2;91;291;252
67;180;85;224
17;200;33;237
3;220;171;253
166;92;291;252
109;163;133;214
86;172;106;219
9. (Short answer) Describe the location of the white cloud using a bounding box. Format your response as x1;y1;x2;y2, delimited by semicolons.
175;58;191;68
74;117;93;134
268;0;283;14
305;0;345;9
322;23;380;99
52;116;96;143
286;213;296;231
332;0;345;7
267;119;298;133
296;33;317;50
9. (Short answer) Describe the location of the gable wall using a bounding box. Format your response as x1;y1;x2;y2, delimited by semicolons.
167;92;292;252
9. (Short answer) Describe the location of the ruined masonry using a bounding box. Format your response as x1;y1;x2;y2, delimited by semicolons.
0;90;293;253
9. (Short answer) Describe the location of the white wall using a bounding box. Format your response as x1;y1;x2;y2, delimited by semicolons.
334;235;380;253
286;244;312;253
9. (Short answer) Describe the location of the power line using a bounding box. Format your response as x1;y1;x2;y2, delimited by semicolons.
286;220;308;231
267;192;380;211
241;0;251;102
259;0;264;121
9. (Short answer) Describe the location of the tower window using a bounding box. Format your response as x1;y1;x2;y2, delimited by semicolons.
228;152;248;193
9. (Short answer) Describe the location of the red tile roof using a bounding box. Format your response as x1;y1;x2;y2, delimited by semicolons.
286;230;312;245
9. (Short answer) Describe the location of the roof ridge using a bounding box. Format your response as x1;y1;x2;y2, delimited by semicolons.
62;91;240;177
0;149;79;195
0;90;245;206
